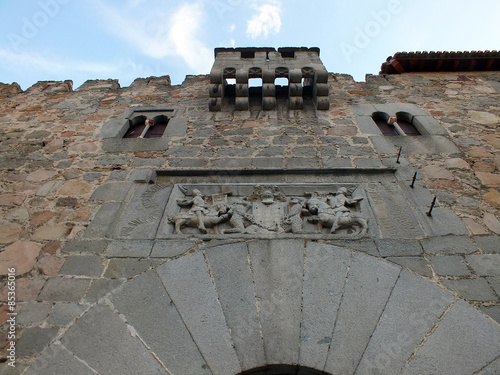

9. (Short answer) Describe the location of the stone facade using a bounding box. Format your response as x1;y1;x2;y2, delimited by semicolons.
0;49;499;374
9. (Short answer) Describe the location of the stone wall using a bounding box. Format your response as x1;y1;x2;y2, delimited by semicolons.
0;69;499;371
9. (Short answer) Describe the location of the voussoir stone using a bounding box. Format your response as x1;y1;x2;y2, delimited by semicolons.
0;241;41;276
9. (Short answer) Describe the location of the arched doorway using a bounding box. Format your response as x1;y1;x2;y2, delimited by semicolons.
238;364;332;375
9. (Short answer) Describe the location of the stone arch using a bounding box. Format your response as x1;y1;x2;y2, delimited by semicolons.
27;241;500;374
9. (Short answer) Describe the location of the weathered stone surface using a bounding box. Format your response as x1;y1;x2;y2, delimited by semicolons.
468;110;500;126
445;158;470;170
422;165;455;180
205;243;265;371
0;223;23;244
375;239;423;257
61;304;166;374
476;172;500;187
248;240;304;366
441;278;497;301
356;270;453;375
324;251;400;375
462;217;490;235
466;254;500;276
105;239;153;257
430;255;471;277
26;169;56;182
483;213;500;234
90;182;132;202
82;202;122;239
157;251;241;375
37;277;91;302
150;240;196;257
16;327;58;358
17;302;52;326
103;258;154;279
0;241;41;275
299;243;351;370
36;254;65;276
59;255;103;277
385;256;433;278
474;235;500;253
401;301;500;375
0;277;45;302
0;194;25;206
420;236;477;255
110;270;211;374
46;302;86;326
62;240;109;254
84;278;125;303
58;180;91;196
32;225;69;241
484;189;500;207
24;344;96;375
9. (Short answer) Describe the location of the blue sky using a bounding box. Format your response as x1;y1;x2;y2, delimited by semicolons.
0;0;499;90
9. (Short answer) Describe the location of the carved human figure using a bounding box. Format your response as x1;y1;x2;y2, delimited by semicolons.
189;189;209;232
284;198;306;234
222;198;252;234
327;187;363;233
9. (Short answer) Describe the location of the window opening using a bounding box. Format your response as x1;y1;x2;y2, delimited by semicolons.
301;67;315;98
372;112;398;136
124;115;147;138
241;50;255;58
396;112;421;136
144;115;168;138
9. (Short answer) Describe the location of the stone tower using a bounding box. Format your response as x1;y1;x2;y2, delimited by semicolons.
0;48;499;374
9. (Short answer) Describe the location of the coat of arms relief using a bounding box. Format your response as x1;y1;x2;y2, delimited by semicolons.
164;184;369;237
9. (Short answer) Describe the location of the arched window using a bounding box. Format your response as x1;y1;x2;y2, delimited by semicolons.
144;115;168;138
301;67;315;97
372;112;398;136
123;115;147;138
396;112;421;136
238;365;332;375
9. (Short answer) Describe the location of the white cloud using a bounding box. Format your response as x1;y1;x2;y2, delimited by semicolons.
90;1;212;74
246;4;282;39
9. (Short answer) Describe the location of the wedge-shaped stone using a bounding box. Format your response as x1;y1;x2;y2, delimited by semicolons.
109;270;211;375
355;270;454;375
157;251;241;375
324;251;401;375
248;239;305;365
205;242;265;371
401;300;500;375
299;243;352;370
24;345;95;375
61;304;166;374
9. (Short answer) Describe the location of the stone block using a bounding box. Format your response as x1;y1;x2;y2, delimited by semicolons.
0;241;41;276
104;258;154;279
386;256;433;278
328;239;379;257
150;240;196;257
420;236;477;255
84;278;125;303
487;276;500;295
37;277;91;302
109;270;210;374
474;235;500;253
46;302;86;326
466;254;500;276
248;240;305;366
375;238;423;257
61;304;166;374
62;240;109;254
82;202;122;239
205;243;265;371
353;158;383;168
324;252;400;375
401;301;500;375
16;327;58;358
24;344;96;375
105;239;153;257
441;278;497;301
339;145;374;156
356;270;453;375
59;255;103;277
417;207;470;237
299;243;351;370
89;182;132;202
157;251;241;375
17;302;52;326
430;255;471;277
479;306;500;325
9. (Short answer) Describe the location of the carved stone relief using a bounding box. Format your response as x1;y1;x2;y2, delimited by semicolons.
160;184;369;237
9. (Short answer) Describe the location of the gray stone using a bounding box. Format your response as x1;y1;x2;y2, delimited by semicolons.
418;207;470;237
339;145;374;156
104;258;154;279
356;270;454;375
17;302;52;326
474;235;500;253
441;278;498;301
82;202;122;239
257;146;285;157
105;239;154;257
90;182;132;202
299;243;351;370
24;344;96;375
252;157;284;169
376;239;423;257
286;157;322;169
61;304;166;374
16;327;58;358
150;240;196;257
37;278;91;302
131;158;167;167
386;256;433;278
466;254;500;276
420;236;478;255
476;355;500;375
369;136;400;154
96;155;130;166
84;278;125;302
205;243;265;372
59;255;103;277
322;157;354;169
329;239;379;257
83;172;102;181
430;255;472;277
62;240;109;254
401;301;500;375
212;158;251;169
248;240;304;366
354;158;383;168
487;276;500;295
480;306;500;324
128;168;153;183
169;157;208;168
324;252;401;375
46;302;87;326
107;170;129;181
109;270;210;375
157;251;241;375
